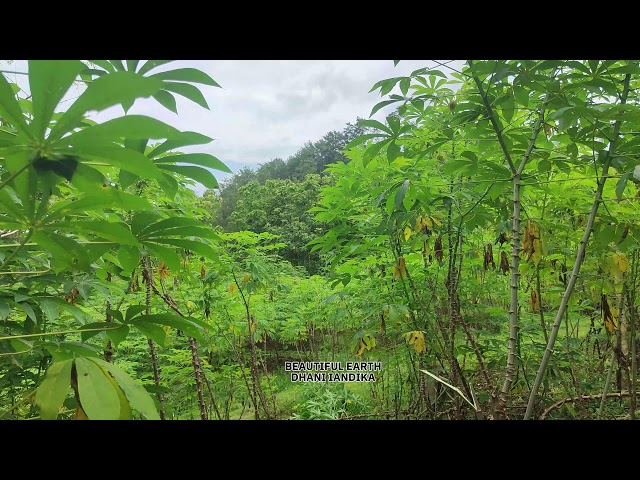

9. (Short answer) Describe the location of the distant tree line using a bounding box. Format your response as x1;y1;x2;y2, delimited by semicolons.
199;121;368;274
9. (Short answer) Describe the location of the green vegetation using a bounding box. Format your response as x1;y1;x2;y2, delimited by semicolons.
1;60;639;420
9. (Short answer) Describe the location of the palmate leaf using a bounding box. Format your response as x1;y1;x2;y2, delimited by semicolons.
48;72;164;142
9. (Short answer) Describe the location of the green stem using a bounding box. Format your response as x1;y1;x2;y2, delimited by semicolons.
524;73;632;420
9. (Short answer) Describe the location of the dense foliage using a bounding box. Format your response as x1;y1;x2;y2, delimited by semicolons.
1;60;639;420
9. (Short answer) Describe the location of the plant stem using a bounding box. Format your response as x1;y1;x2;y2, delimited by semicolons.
524;73;632;419
597;350;617;420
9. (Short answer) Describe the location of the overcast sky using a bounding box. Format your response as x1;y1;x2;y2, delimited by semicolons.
1;60;463;193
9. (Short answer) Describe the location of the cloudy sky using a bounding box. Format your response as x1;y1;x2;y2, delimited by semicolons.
0;60;463;193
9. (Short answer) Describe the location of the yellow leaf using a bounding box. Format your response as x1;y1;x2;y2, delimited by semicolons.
430;216;441;227
354;340;366;356
157;262;171;280
362;333;376;350
532;238;543;265
612;252;629;273
229;283;238;294
423;241;431;255
404;330;426;353
163;325;171;334
404;226;412;241
397;257;406;277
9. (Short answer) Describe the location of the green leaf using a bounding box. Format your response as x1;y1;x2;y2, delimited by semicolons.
65;115;183;144
119;170;138;189
387;141;400;163
17;301;37;322
65;144;165;182
357;119;393;135
633;165;640;182
124;138;149;154
395;180;410;211
89;357;160;420
68;162;106;192
153;90;178;113
513;85;529;107
148;238;217;260
387;115;400;134
51;220;139;246
145;243;181;272
32;231;90;271
133;321;167;347
137;60;175;76
48;72;163;142
157;164;218;188
126;60;140;73
393;60;401;67
131;212;162;235
0;127;18;147
118;245;140;274
163;82;209;109
345;134;382;150
109;60;126;72
150;68;220;87
45;189;152;222
143;226;220;242
75;357;121;420
37;298;59;322
501;93;515;124
363;140;391;167
399;78;410;96
35;359;73;420
370;99;399;117
28;61;84;140
105;323;129;348
147;131;214;158
125;305;148;322
0;73;31;138
0;300;11;320
616;173;629;201
135;314;206;342
154;153;231;173
138;216;213;237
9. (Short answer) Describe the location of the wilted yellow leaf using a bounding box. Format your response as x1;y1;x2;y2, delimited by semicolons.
354;340;365;356
404;330;426;353
430;216;442;227
157;262;171;280
605;307;618;334
362;333;376;350
530;291;540;313
612;252;629;273
404;226;412;241
229;283;238;294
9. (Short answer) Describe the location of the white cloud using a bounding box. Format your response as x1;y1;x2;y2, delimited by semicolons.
0;59;465;193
